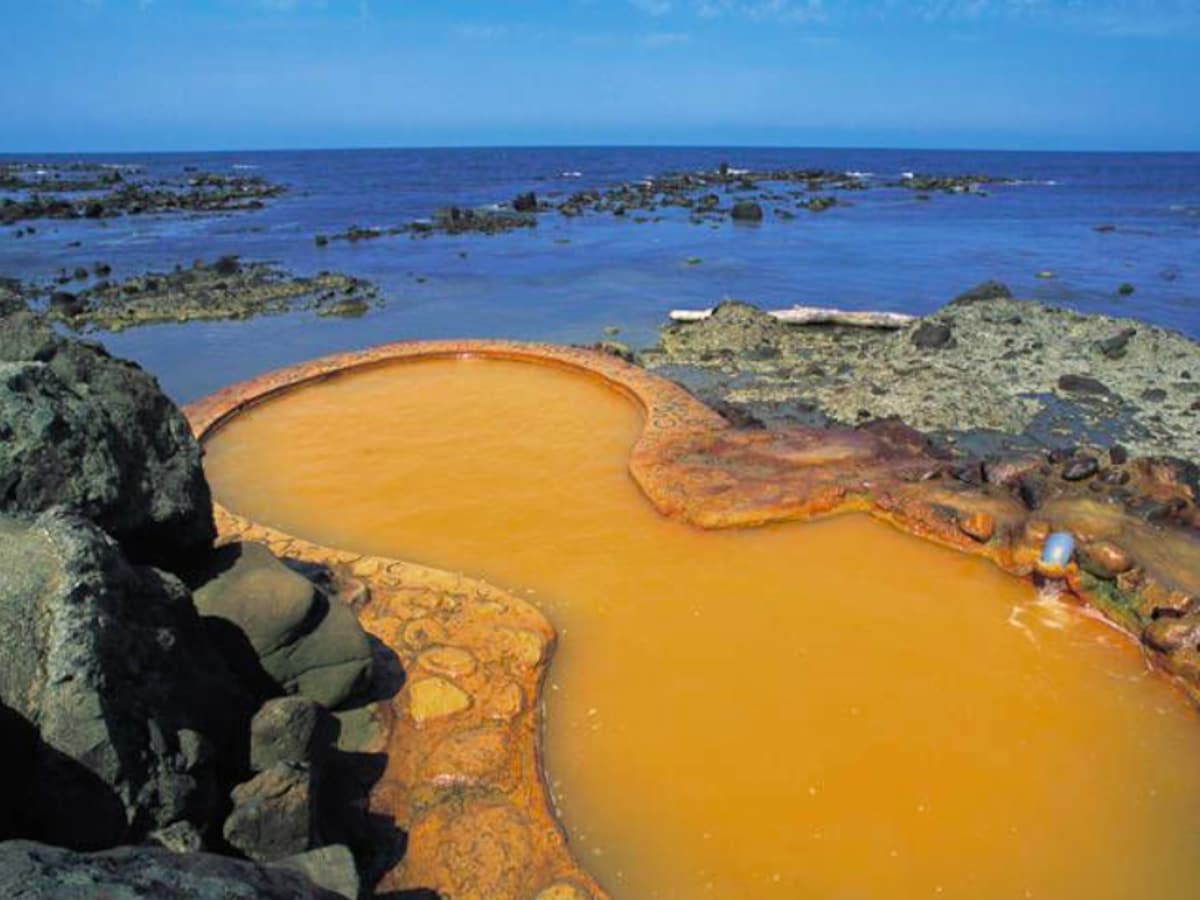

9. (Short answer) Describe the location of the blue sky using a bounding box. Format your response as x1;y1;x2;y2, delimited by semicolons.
3;0;1198;152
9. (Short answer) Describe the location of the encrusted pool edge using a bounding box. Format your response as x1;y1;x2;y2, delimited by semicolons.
186;339;1200;900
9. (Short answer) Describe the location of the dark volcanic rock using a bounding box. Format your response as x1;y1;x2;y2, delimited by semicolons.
910;321;954;350
512;191;538;212
0;840;343;899
0;164;285;226
1062;456;1100;481
951;280;1013;305
0;280;26;316
276;845;360;900
249;697;336;773
1057;373;1111;395
224;762;316;862
0;312;214;567
426;205;535;235
191;543;372;708
730;200;764;222
49;290;86;317
0;510;251;850
1097;327;1137;360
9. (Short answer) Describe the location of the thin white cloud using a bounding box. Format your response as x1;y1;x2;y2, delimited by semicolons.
686;0;1197;34
890;0;1199;33
630;0;674;14
638;30;692;46
694;0;826;24
453;23;510;41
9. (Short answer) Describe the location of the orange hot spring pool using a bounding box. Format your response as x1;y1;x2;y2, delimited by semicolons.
198;350;1200;899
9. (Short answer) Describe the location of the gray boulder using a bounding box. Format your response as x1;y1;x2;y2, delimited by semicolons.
250;696;336;773
192;543;372;708
0;840;344;899
0;510;251;850
277;845;361;900
224;762;316;862
0;311;214;568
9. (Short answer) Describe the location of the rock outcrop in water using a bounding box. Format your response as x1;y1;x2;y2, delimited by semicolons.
315;163;1017;243
41;257;382;332
640;285;1200;463
0;161;285;226
0;308;382;896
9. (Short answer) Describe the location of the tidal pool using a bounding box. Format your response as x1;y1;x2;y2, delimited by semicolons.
204;356;1200;899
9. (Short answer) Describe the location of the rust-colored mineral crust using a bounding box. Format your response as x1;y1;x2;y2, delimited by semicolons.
186;339;1200;900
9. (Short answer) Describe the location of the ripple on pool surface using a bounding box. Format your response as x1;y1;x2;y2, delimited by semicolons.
204;356;1200;899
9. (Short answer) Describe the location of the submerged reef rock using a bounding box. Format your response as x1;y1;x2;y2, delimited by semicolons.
190;542;373;708
428;205;537;235
43;257;381;332
316;164;1014;244
0;840;346;899
0;510;250;850
0;312;214;568
641;286;1200;462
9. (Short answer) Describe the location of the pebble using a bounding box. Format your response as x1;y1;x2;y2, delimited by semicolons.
1079;541;1134;578
1062;456;1100;481
957;511;995;542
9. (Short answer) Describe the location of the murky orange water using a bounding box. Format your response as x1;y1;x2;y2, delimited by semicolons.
204;357;1200;899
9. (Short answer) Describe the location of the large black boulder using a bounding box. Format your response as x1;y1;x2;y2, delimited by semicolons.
0;510;254;850
0;312;214;568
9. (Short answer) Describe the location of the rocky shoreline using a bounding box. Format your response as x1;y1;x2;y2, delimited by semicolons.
639;281;1200;464
0;311;392;897
1;161;285;226
4;256;380;332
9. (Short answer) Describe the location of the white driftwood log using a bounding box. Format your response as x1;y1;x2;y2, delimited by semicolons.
669;306;916;329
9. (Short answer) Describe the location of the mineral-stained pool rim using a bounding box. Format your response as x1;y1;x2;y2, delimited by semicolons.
186;338;1200;899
